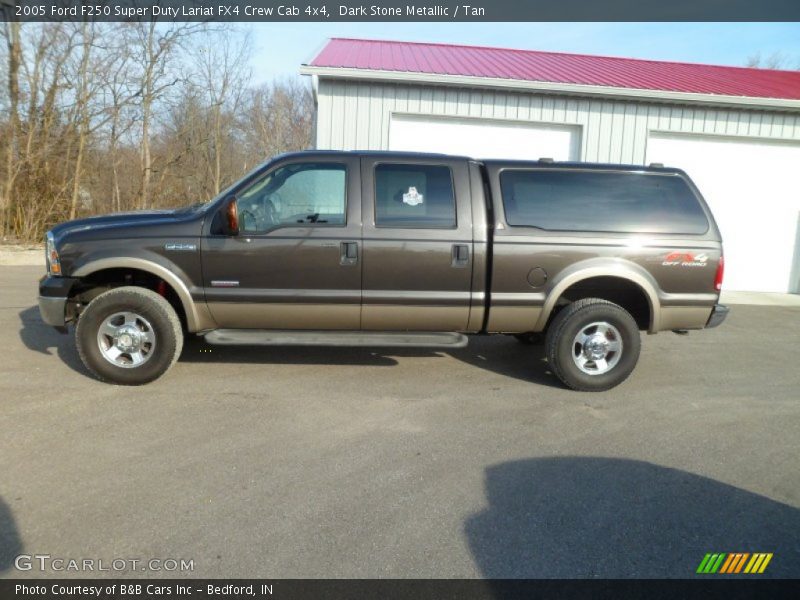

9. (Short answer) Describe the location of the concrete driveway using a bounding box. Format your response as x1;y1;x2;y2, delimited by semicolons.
1;265;798;578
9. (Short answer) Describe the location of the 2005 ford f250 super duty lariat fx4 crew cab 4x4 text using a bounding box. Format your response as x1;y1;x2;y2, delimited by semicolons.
38;151;728;391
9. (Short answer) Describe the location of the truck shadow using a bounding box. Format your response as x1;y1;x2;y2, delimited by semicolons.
17;306;88;377
464;456;800;580
18;305;559;387
180;334;560;388
0;496;23;574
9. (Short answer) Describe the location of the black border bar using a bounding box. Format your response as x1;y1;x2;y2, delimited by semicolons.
4;579;800;600
2;0;800;22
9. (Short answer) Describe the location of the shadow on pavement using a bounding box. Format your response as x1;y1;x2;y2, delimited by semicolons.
179;334;561;388
17;306;87;376
0;496;22;573
18;303;560;387
464;457;800;579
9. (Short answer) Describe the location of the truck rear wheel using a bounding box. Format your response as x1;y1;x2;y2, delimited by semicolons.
545;298;640;392
75;286;183;385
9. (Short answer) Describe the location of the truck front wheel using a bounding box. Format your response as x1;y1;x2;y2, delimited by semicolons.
545;298;640;392
75;286;183;385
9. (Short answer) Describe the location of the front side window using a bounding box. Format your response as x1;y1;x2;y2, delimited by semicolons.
237;163;346;233
374;164;456;229
500;170;709;234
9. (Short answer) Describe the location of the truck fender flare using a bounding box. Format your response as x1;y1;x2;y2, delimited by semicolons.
535;259;662;333
72;257;203;332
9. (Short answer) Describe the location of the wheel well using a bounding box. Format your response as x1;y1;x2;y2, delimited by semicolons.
71;268;188;330
552;276;651;330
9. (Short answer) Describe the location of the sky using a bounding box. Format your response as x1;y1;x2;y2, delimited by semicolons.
245;22;800;84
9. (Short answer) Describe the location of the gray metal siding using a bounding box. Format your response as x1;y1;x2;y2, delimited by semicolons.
315;79;800;163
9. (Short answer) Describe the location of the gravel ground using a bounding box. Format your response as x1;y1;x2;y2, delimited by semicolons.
0;245;43;266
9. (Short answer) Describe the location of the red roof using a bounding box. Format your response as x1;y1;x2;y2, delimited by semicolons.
308;38;800;102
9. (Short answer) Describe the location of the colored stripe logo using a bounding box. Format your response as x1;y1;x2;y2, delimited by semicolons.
696;552;773;574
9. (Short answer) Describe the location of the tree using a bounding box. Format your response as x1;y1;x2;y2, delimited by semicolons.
130;21;204;210
241;78;315;169
0;22;315;241
746;52;800;70
1;20;21;236
187;26;252;196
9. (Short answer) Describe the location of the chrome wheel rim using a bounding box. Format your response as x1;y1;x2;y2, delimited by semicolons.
572;321;623;375
96;312;156;369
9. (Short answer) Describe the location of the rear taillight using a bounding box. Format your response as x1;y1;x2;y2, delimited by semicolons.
714;255;724;292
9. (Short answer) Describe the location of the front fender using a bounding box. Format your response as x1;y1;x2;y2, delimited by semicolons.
71;253;212;332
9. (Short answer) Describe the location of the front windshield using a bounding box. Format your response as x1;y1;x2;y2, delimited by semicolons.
181;161;270;212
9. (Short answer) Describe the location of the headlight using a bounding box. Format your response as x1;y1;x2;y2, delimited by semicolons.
45;232;61;275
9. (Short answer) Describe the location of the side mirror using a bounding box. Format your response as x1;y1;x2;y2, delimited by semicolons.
223;195;239;236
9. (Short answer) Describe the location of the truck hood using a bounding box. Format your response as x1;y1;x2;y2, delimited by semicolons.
50;208;199;243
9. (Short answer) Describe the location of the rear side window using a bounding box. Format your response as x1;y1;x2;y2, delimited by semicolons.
374;164;456;228
500;170;709;234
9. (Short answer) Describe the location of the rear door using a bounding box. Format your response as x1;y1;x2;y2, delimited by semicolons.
360;156;474;331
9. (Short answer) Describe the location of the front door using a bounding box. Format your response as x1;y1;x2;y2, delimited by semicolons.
360;157;474;331
202;155;362;329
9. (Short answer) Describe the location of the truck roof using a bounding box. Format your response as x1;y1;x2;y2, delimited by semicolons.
274;150;681;174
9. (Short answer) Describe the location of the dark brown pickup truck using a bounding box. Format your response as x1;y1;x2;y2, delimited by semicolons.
39;151;727;390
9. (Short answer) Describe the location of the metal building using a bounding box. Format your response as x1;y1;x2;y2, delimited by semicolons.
301;38;800;293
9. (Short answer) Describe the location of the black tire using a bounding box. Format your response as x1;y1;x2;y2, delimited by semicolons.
545;298;640;392
514;332;544;345
75;286;183;385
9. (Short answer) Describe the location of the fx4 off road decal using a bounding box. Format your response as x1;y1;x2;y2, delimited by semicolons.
663;251;709;267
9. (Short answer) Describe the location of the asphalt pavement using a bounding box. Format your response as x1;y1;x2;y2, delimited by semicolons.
1;265;798;578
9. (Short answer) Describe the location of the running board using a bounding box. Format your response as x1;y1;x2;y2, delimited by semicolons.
203;330;469;349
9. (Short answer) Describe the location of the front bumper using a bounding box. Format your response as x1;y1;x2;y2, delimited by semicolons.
706;303;729;329
38;275;79;328
38;295;68;327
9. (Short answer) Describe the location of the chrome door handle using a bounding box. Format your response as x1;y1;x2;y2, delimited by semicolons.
452;244;469;267
340;241;358;265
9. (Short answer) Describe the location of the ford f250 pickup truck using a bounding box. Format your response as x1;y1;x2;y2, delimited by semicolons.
38;151;728;390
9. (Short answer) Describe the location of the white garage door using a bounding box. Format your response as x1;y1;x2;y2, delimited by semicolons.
647;133;800;293
389;114;580;161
